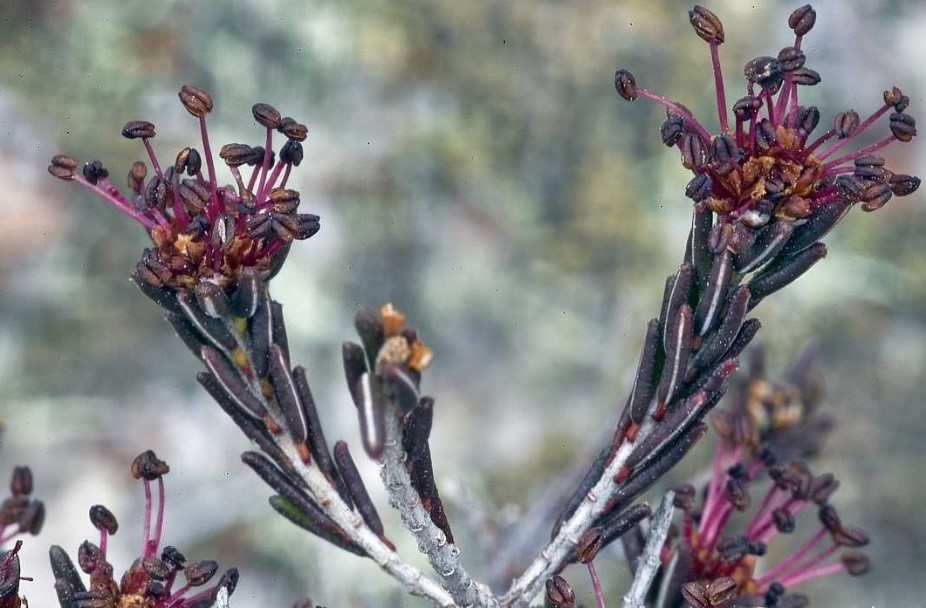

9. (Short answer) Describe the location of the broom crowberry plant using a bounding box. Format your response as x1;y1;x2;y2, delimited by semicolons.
29;4;920;607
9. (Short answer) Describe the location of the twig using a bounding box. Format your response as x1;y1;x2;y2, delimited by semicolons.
380;401;498;607
622;491;675;608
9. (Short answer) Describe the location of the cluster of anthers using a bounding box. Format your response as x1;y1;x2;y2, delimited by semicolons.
47;85;320;302
615;4;919;237
49;450;238;608
665;348;868;608
0;464;43;608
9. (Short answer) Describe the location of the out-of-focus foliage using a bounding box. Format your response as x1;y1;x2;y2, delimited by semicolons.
1;1;924;606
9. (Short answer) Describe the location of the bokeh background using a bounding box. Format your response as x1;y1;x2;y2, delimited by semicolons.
1;0;924;605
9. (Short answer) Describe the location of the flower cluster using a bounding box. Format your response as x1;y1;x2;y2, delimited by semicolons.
48;85;320;303
615;4;919;242
50;450;238;608
0;462;43;608
660;349;868;608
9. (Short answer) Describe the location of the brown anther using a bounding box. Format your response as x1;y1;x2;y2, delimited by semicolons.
818;502;841;532
790;67;821;87
788;5;817;36
833;110;860;139
77;540;104;574
689;6;724;44
841;550;870;576
280;139;304;166
725;477;751;510
184;560;219;586
267;188;301;214
142;556;172;580
178;84;214;118
706;577;738;605
681;581;710;608
889;112;917;142
19;499;45;535
809;473;839;504
681;132;708;170
614;69;638;101
281;119;308;142
174;147;199;176
9;466;33;496
773;507;796;533
144;175;170;210
219;143;258;167
777;46;806;72
833;526;869;548
733;95;762;121
545;575;576;608
82;160;109;185
252;102;282;129
860;182;892;212
121;120;156;139
128;161;148;193
660;114;685;146
574;527;602;564
744;56;782;90
88;505;118;535
672;483;696;510
755;119;778;150
161;546;186;569
795;105;820;135
48;154;79;180
131;449;170;481
889;174;921;196
711;134;739;166
883;86;910;112
178;178;211;212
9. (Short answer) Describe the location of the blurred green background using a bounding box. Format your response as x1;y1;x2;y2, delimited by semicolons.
1;0;924;606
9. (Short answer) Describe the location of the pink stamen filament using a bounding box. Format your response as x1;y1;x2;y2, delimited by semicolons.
805;129;836;154
198;116;221;222
777;559;845;589
817;105;892;161
257;160;287;206
142;478;153;557
587;560;607;608
821;135;897;170
753;528;828;587
142;139;164;179
256;127;274;198
636;88;713;143
709;42;729;133
151;476;166;556
770;544;841;589
744;483;782;538
279;163;293;189
763;90;776;126
230;166;247;195
774;75;793;123
700;440;730;527
73;176;158;230
246;164;261;194
99;529;109;556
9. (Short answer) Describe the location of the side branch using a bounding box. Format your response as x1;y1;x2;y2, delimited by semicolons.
622;492;675;608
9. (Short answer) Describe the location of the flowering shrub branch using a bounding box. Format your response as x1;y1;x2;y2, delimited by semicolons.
44;4;918;608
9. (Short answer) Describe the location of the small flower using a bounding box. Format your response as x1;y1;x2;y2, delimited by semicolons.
0;465;44;546
50;450;238;608
615;4;919;233
48;87;320;299
660;348;868;608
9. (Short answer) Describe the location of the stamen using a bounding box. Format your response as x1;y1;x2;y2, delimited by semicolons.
587;560;606;608
141;138;164;179
256;127;274;199
637;88;712;143
72;175;158;230
198;116;221;221
822;135;897;170
817;105;892;161
709;42;730;132
754;528;828;587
